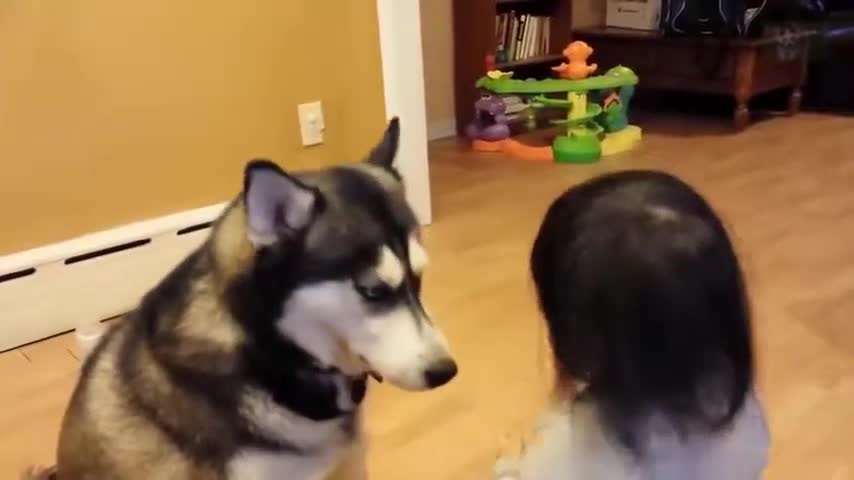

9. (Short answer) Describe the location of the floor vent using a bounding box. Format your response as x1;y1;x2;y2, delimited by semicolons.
0;267;37;285
177;221;215;236
64;239;152;265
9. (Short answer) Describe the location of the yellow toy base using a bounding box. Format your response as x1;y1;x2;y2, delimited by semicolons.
601;125;642;157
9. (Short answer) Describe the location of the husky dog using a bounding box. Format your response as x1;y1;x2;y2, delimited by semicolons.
33;118;457;480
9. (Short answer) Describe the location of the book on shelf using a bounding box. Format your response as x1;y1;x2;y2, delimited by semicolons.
494;12;552;64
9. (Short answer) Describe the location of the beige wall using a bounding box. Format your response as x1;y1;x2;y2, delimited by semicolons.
0;0;386;255
420;0;456;132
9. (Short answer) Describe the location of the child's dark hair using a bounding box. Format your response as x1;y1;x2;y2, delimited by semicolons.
531;170;753;455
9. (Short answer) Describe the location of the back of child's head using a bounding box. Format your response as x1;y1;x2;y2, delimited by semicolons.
531;170;753;455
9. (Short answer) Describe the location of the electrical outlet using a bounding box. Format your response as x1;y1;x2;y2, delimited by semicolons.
298;101;325;146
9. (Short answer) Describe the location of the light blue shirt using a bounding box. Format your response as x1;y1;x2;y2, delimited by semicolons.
495;392;769;480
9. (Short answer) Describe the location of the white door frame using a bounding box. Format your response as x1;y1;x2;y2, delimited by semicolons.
376;0;432;225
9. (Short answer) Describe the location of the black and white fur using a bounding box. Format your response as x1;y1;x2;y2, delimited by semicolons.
42;118;457;480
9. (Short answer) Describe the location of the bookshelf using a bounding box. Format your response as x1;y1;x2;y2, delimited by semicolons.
452;0;572;135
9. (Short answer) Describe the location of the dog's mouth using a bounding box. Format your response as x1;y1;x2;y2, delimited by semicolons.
358;356;383;383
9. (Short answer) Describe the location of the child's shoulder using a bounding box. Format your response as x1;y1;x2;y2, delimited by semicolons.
718;391;770;459
646;390;770;479
538;393;769;478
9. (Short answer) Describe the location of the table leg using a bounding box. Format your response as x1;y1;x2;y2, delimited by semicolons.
788;40;810;116
788;88;803;116
734;98;751;131
733;46;757;131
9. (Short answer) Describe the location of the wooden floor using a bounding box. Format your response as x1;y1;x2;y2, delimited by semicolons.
2;113;854;479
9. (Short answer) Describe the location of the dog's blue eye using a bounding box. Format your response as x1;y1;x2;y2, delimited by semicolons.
357;284;393;301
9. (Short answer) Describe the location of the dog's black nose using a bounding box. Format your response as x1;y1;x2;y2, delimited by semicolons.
424;358;458;388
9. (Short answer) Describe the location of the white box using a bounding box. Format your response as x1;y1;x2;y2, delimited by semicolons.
606;0;661;31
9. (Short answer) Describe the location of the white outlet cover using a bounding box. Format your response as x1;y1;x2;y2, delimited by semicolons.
298;101;325;146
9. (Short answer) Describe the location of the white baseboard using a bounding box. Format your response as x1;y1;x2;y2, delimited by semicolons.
427;118;458;140
0;203;227;351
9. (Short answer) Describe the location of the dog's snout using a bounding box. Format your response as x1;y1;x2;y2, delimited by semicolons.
424;358;458;388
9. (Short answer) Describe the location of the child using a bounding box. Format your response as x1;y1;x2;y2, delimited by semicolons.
495;170;769;480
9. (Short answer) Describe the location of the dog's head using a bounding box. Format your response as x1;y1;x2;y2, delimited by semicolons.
234;118;456;391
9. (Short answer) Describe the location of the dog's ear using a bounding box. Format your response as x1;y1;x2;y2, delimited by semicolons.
243;160;319;247
366;117;400;170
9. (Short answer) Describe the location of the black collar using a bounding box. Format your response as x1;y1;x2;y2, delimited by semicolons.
244;340;371;421
308;363;370;407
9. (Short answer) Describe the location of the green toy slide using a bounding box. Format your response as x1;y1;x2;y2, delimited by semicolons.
475;66;638;163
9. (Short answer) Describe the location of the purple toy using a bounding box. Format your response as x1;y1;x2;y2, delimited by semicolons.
465;95;511;141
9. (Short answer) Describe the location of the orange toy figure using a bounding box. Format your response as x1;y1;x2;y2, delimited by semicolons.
551;41;598;80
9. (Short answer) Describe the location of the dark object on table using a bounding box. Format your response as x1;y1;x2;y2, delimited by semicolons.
763;0;826;21
660;0;748;36
797;2;854;112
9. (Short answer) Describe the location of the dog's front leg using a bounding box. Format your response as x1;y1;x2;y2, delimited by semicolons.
326;441;368;480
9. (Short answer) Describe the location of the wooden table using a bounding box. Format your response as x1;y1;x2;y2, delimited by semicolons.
572;27;815;130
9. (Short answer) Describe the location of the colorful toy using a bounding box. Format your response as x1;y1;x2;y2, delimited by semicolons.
551;41;598;80
485;54;497;72
465;94;511;143
468;41;642;164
